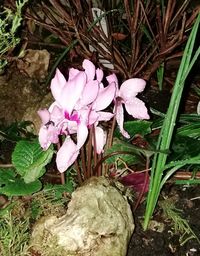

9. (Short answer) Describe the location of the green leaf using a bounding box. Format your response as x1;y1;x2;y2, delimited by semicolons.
114;120;152;140
175;179;200;185
0;167;16;181
105;139;142;166
12;139;54;183
0;168;42;196
43;183;75;199
23;166;47;184
177;123;200;139
171;135;200;161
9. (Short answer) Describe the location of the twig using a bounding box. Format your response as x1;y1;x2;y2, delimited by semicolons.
0;164;13;168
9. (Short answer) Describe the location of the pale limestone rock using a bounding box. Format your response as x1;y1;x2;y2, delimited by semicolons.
31;177;134;256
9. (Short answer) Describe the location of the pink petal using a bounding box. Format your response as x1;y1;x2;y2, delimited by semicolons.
76;108;90;148
37;109;50;124
66;120;78;134
115;103;130;138
50;69;67;101
59;71;86;115
93;82;116;111
120;78;146;100
47;125;60;144
49;103;64;124
38;125;59;150
93;126;107;154
88;110;99;126
68;68;80;80
106;73;119;89
97;111;114;122
79;80;99;106
38;126;51;150
96;68;104;82
56;137;79;173
124;98;150;119
82;59;96;81
77;123;88;149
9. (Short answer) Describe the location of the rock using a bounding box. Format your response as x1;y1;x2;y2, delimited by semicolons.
0;49;52;132
22;92;53;133
16;49;50;81
31;177;134;256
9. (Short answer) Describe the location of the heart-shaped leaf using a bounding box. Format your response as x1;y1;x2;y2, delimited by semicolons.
0;168;42;196
12;139;54;183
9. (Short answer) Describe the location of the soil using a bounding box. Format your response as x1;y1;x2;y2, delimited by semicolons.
127;184;200;256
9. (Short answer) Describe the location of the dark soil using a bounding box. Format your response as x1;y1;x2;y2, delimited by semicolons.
127;185;200;256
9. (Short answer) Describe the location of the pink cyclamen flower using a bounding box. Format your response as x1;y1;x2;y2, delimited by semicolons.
107;74;150;138
37;59;119;172
38;68;87;171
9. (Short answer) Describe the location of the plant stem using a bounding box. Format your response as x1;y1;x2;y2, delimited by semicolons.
57;140;65;185
60;173;65;185
81;147;87;178
75;160;82;185
104;115;116;175
92;125;98;175
87;128;93;179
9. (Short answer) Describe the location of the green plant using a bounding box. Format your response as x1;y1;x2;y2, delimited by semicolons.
0;139;54;196
0;183;73;256
0;133;77;197
0;202;31;256
159;199;200;246
12;139;54;183
0;0;28;71
143;13;200;230
0;121;35;143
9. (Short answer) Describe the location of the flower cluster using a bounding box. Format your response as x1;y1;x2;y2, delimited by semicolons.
38;59;149;173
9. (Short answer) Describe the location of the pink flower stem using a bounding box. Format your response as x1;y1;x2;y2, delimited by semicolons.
92;125;98;176
60;173;65;185
97;153;102;176
81;147;87;178
104;116;116;176
108;115;116;148
87;127;93;179
75;159;82;185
